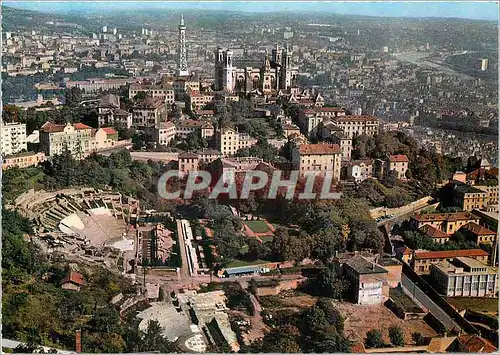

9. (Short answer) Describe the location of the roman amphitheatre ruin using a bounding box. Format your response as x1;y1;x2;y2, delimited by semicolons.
11;188;142;273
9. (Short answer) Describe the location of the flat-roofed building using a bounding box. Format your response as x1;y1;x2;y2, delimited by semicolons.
1;121;27;155
291;143;342;181
411;249;489;275
430;257;498;297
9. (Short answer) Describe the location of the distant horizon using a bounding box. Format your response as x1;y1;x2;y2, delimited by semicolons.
3;1;499;21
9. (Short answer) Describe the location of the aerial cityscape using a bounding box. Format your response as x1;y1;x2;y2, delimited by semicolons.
1;1;498;354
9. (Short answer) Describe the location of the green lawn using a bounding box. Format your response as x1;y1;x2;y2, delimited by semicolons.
259;235;274;243
227;259;268;268
245;220;271;234
447;297;499;314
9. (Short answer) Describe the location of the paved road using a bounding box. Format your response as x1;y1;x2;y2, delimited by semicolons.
176;219;191;279
2;338;75;354
130;151;179;162
401;273;460;331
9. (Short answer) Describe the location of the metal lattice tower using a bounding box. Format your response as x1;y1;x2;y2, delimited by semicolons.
178;14;189;76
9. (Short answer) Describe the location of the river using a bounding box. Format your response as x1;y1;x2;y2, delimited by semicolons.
393;51;474;80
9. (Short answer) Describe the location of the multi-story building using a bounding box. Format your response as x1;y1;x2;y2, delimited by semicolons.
282;123;301;138
411;249;489;275
97;94;132;129
1;121;27;156
331;132;352;161
343;255;388;305
386;154;409;179
291;143;342;181
303;107;347;120
475;184;499;209
197;148;221;165
132;98;168;129
65;78;135;94
173;75;200;100
39;122;93;158
150;122;176;147
2;152;45;170
216;128;257;156
452;183;488;211
175;119;214;139
90;127;119;152
219;157;266;186
419;225;450;244
214;44;298;94
128;82;175;105
187;90;214;111
411;211;480;235
178;152;199;175
329;116;379;139
430;257;498;297
347;159;373;183
460;222;497;245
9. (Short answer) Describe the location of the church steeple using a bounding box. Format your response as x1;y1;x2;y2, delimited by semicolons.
262;49;271;71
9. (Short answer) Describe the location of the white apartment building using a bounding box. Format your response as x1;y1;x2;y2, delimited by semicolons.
216;128;258;156
1;121;27;156
151;122;176;147
431;257;498;297
347;160;374;183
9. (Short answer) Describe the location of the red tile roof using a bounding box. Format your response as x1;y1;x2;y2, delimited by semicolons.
40;122;92;133
73;123;92;130
457;335;497;353
298;143;341;155
402;247;413;255
61;271;85;286
461;222;496;236
102;127;117;135
419;225;450;239
389;154;409;163
413;211;477;223
414;249;489;260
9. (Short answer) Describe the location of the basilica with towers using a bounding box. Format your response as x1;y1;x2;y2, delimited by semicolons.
214;45;299;94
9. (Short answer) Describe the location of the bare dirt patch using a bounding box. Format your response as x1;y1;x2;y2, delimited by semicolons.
335;302;438;345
